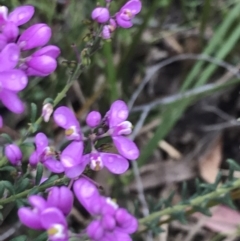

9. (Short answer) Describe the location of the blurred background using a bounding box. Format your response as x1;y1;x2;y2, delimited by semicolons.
2;0;240;240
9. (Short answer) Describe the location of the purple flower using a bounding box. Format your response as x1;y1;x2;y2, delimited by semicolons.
0;34;7;50
18;195;69;240
0;5;34;27
74;178;138;241
91;7;110;23
20;45;60;77
53;106;82;141
83;151;129;174
47;186;73;215
102;25;111;39
86;111;102;128
18;195;47;229
60;141;86;178
17;23;51;51
0;43;28;113
5;144;22;165
2;22;19;42
106;100;139;160
29;132;64;173
116;0;142;28
9;5;34;25
41;208;69;241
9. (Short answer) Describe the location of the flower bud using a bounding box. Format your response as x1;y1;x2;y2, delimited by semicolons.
42;102;53;122
25;55;57;77
101;25;111;39
5;144;22;165
86;111;101;127
91;7;110;23
8;5;34;26
17;23;51;50
2;22;19;42
47;186;74;215
32;45;60;59
101;214;116;231
87;220;104;240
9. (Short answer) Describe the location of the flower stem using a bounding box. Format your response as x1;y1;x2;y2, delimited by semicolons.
138;178;240;231
0;176;69;206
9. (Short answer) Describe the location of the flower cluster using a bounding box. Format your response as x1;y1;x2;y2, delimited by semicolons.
0;5;60;114
28;100;139;177
74;178;138;241
91;0;142;39
18;186;73;241
15;99;139;240
18;177;137;241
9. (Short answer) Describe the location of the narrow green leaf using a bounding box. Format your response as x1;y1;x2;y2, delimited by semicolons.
0;133;12;143
40;175;59;186
0;212;3;221
35;232;48;241
172;211;187;224
2;181;15;194
181;181;188;201
0;182;4;198
0;166;17;172
193;205;212;217
10;235;27;241
35;163;44;185
16;178;30;193
217;193;236;210
31;102;37;123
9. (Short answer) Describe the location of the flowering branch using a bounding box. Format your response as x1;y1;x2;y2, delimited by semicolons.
0;176;69;206
138;177;240;231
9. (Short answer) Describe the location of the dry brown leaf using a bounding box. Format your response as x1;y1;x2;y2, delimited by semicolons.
198;136;222;183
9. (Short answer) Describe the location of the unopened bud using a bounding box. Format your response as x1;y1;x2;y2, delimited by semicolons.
42;101;53;122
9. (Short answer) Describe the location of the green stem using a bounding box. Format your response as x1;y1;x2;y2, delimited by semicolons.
0;176;69;206
138;178;240;228
103;41;118;102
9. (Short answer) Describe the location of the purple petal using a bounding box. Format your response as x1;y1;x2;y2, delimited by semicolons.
61;141;83;168
26;55;57;77
28;195;48;211
44;158;64;173
29;151;39;166
91;7;110;23
115;208;138;233
116;16;133;28
113;136;139;160
0;70;28;91
17;23;51;51
73;177;101;215
32;45;61;58
2;22;19;42
121;0;142;14
111;230;132;241
35;132;48;156
0;34;7;51
18;207;43;229
101;152;129;174
87;220;104;240
0;43;20;71
108;100;129;127
40;207;67;229
0;115;3;128
47;186;73;215
0;90;24;113
0;6;8;25
53;106;79;129
8;5;34;26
